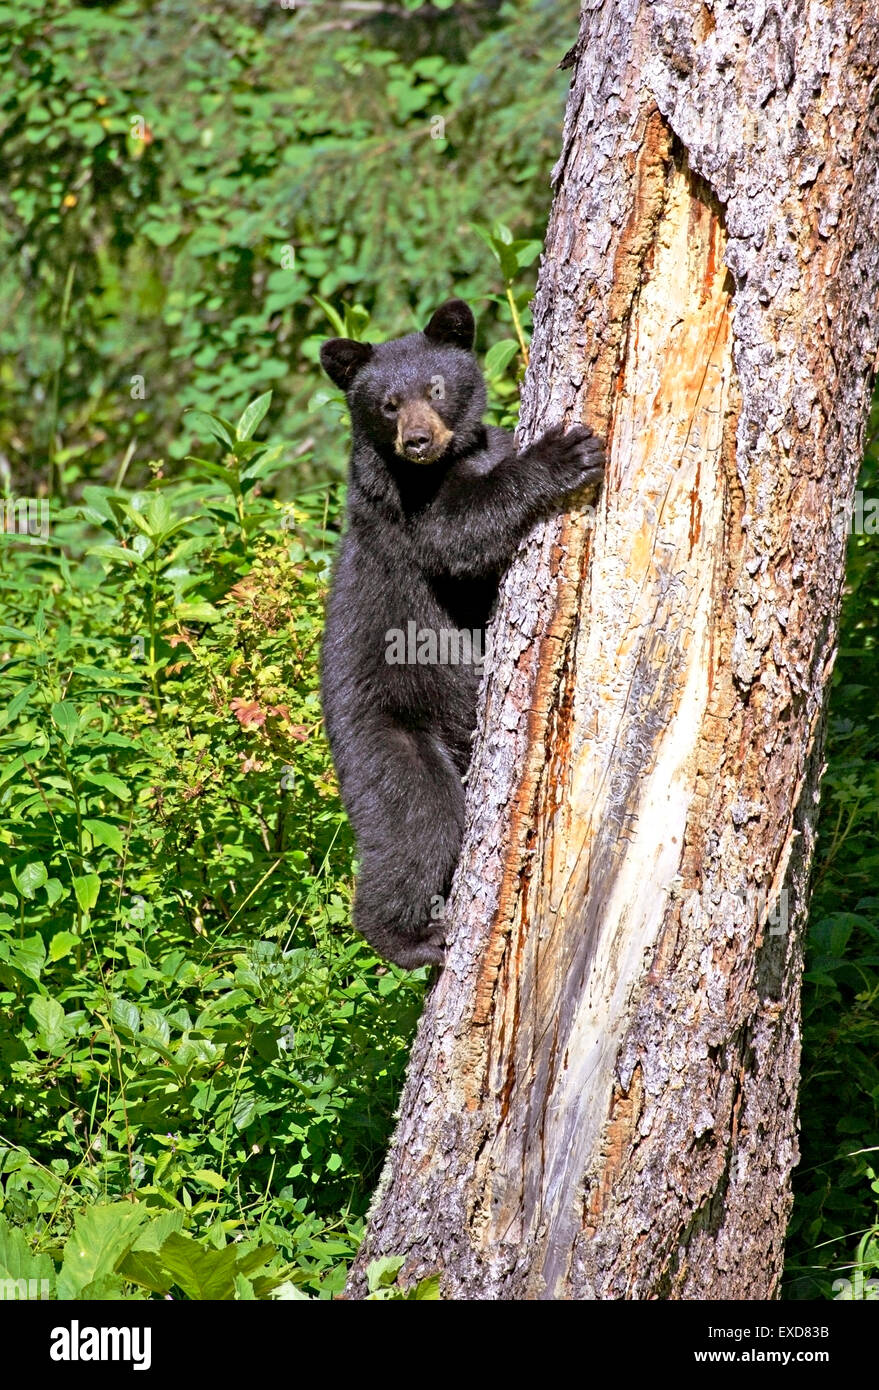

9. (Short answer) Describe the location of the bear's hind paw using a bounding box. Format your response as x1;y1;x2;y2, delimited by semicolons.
380;930;447;971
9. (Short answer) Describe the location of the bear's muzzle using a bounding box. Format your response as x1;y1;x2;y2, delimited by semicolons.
395;400;453;464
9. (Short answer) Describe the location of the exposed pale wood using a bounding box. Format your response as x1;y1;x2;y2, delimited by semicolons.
348;0;879;1300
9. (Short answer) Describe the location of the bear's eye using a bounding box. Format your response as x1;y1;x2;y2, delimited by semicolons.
382;398;398;417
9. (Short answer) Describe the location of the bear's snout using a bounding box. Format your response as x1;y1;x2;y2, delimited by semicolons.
395;400;453;464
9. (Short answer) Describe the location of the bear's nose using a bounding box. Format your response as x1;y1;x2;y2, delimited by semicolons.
403;429;431;452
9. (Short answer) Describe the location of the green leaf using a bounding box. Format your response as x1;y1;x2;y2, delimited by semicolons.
343;304;370;338
49;930;80;962
271;1281;312;1300
146;1232;241;1301
312;294;346;336
192;1168;226;1191
45;878;65;907
12;860;48;898
124;505;158;539
239;444;286;485
134;1212;185;1253
29;996;66;1048
185;410;234;448
114;1251;168;1295
8;934;46;983
57;1203;151;1300
236;390;273;442
115;1211;185;1295
184;457;240;493
496;243;519;283
77;1275;131;1300
484;339;521;376
366;1255;404;1293
82;771;131;800
73;873;101;912
3;683;36;725
88;544;143;567
231;1093;257;1130
0;1216;54;1297
50;701;79;744
175;601;222;624
80;486;118;523
84;819;125;855
470;221;524;282
110;997;141;1036
508;237;542;267
413;1273;441;1299
142;220;183;248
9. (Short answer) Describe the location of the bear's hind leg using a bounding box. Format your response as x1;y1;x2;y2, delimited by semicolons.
350;725;465;969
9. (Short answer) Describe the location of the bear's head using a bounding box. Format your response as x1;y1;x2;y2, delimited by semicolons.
320;300;487;466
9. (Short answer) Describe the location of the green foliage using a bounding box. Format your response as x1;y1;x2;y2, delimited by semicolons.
364;1256;440;1301
0;1203;288;1301
784;390;879;1299
0;399;431;1298
471;221;542;427
829;1221;879;1301
0;0;577;494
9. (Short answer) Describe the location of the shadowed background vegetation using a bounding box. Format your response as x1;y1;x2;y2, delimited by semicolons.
0;0;876;1299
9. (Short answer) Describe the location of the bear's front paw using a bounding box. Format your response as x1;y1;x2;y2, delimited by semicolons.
531;423;606;495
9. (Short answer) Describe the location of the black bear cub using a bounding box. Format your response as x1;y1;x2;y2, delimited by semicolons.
320;299;604;969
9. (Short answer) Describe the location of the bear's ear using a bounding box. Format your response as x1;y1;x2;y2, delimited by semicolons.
320;339;373;391
424;299;475;351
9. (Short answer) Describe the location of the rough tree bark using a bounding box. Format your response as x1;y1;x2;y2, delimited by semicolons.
349;0;879;1299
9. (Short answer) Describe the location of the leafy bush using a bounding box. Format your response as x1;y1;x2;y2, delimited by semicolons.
0;397;430;1298
784;391;879;1300
0;0;577;494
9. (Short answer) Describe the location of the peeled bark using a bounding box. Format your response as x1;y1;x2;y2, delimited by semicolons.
349;0;879;1299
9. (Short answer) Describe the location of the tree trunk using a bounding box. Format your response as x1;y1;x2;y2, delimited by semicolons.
349;0;879;1299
